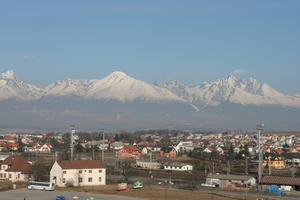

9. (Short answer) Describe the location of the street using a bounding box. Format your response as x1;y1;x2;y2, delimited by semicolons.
0;188;138;200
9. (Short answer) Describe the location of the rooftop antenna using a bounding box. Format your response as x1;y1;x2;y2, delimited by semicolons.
256;123;264;184
70;125;75;160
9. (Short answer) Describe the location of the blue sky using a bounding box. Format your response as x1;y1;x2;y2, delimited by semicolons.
0;0;299;93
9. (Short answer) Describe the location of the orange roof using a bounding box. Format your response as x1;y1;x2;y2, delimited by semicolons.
275;149;284;154
7;143;19;147
3;156;31;173
4;136;15;141
122;145;141;152
57;160;105;169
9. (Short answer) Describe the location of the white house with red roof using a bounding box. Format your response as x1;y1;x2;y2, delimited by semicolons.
24;143;53;153
50;160;106;187
0;156;32;182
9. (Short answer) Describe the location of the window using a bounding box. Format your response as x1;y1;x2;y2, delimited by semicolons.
99;177;102;182
98;170;102;173
0;173;2;178
88;177;92;182
89;170;92;173
63;170;66;174
62;178;66;183
79;170;82;174
9;174;12;178
4;174;6;178
78;178;82;183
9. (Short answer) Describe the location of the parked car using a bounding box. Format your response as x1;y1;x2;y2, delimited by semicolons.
55;196;65;200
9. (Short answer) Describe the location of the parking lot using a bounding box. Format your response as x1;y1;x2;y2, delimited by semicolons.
0;188;138;200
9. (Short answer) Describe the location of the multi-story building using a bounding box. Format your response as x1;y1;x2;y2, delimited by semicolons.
50;160;106;187
0;156;32;182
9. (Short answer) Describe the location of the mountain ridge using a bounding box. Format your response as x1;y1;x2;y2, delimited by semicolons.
1;70;300;108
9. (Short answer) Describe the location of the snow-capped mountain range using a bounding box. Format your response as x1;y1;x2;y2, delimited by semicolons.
155;76;300;107
1;70;300;108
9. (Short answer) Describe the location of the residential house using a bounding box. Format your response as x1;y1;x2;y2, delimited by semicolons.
263;155;286;169
24;143;53;153
282;153;300;167
203;147;216;153
116;145;142;159
50;160;106;187
174;141;194;153
141;147;150;155
110;141;124;150
160;147;177;157
3;136;16;143
0;156;32;182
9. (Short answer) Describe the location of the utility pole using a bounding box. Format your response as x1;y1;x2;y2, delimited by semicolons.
168;170;172;189
227;160;230;174
245;157;248;175
149;151;152;176
268;156;271;175
70;125;75;160
102;129;105;164
257;124;264;184
92;141;95;160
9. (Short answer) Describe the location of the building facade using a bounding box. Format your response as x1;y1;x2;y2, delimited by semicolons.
50;160;106;187
0;156;32;182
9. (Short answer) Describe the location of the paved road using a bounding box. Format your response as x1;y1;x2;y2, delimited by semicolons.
0;188;138;200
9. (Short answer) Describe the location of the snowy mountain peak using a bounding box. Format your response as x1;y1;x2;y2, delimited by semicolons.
0;70;17;80
216;75;238;86
157;75;300;107
1;70;300;108
105;71;129;79
0;70;42;100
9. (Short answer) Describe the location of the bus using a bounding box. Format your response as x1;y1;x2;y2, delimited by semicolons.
27;181;55;191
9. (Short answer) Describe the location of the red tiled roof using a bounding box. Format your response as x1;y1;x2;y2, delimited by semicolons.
122;145;141;152
261;176;300;186
57;160;105;169
208;147;216;151
275;149;284;154
4;136;15;141
137;141;154;147
7;143;19;147
3;156;31;174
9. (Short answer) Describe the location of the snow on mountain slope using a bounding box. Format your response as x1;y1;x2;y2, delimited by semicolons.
157;75;300;107
44;78;93;96
1;70;300;108
0;70;42;100
85;71;185;102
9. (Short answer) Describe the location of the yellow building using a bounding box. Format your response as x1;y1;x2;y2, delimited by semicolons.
263;156;286;169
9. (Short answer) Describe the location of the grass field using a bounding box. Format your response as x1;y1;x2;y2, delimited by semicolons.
60;185;270;200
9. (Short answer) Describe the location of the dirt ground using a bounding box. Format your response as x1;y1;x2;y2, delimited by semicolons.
59;185;270;200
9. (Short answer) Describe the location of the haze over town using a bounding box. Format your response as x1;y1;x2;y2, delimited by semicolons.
1;1;300;200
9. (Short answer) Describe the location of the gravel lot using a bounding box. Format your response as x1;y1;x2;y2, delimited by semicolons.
0;188;138;200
